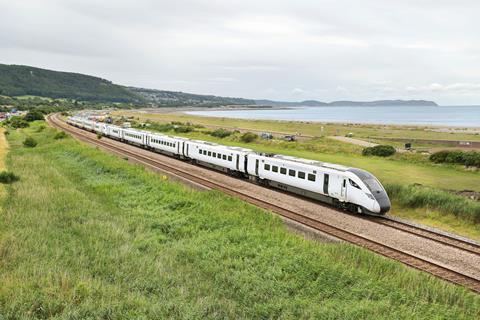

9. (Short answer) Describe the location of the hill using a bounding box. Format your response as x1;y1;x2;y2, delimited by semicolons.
128;87;255;106
255;99;438;107
0;64;142;103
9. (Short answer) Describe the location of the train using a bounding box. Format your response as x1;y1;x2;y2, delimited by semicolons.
67;116;391;215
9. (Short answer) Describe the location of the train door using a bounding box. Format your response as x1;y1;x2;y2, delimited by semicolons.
341;178;347;199
236;154;240;171
323;174;329;194
186;143;189;157
255;159;259;176
244;155;249;173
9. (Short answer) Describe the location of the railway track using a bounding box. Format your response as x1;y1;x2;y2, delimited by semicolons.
48;114;480;293
372;216;480;256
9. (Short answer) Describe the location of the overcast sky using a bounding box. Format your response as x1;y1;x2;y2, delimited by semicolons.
1;0;480;105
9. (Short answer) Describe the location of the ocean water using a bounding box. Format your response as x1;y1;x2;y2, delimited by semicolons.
187;105;480;127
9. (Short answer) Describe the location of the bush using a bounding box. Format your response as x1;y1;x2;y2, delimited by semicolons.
7;116;29;129
23;137;38;148
429;150;480;168
0;171;20;184
24;110;44;122
210;128;233;138
173;125;193;133
362;145;396;157
54;131;68;140
240;132;258;143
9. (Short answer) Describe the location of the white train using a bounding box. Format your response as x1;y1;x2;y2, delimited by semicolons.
67;116;391;215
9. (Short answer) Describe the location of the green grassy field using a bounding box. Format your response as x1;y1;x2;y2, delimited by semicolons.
1;122;479;318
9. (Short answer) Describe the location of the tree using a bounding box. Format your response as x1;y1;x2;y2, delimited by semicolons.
24;110;44;122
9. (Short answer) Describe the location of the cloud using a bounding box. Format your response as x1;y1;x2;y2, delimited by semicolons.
0;0;480;104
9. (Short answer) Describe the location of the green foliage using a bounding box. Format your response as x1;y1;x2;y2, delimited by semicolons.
54;131;68;140
0;63;142;103
22;136;37;148
430;150;480;168
6;116;29;129
210;128;233;138
0;171;19;184
1;125;479;318
173;125;194;133
386;184;480;223
240;131;258;143
362;145;396;157
96;132;103;139
24;110;45;121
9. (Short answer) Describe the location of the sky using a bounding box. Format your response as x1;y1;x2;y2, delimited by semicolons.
1;0;480;105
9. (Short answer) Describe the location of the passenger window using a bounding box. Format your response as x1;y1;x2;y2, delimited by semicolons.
228;155;232;161
272;165;278;173
280;168;287;175
212;152;216;157
222;155;227;160
264;164;270;171
289;169;295;177
208;151;212;156
298;171;305;179
308;174;316;182
217;153;221;159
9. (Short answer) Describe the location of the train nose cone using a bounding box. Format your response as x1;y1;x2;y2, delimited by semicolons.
377;195;391;214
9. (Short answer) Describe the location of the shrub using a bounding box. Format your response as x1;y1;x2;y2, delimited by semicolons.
7;116;29;129
430;150;480;168
35;125;46;132
24;110;44;122
23;137;38;148
173;125;193;133
97;133;103;139
54;131;68;140
0;171;20;184
362;145;396;157
210;128;233;138
240;132;258;143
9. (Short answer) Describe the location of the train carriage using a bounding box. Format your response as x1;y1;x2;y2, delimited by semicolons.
106;125;123;140
187;140;252;174
123;128;147;146
148;134;185;157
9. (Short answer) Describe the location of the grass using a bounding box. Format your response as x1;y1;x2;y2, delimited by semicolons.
0;128;9;201
1;121;479;318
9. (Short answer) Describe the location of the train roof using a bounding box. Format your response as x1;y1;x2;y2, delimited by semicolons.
271;154;349;172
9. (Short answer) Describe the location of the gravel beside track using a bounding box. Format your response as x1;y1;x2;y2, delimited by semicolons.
48;114;480;292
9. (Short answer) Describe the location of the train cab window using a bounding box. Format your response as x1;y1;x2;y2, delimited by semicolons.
280;168;287;175
208;151;212;156
264;164;270;171
272;165;278;173
298;171;305;179
308;173;316;182
222;155;227;160
228;155;232;161
349;179;361;189
289;169;295;177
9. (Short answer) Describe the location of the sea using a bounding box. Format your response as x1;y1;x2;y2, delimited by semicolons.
186;105;480;127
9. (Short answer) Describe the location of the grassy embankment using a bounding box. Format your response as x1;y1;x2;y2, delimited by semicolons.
0;121;479;318
114;111;480;239
0;128;8;202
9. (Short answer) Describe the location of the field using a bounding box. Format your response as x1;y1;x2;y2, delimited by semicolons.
0;128;8;201
0;122;479;318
